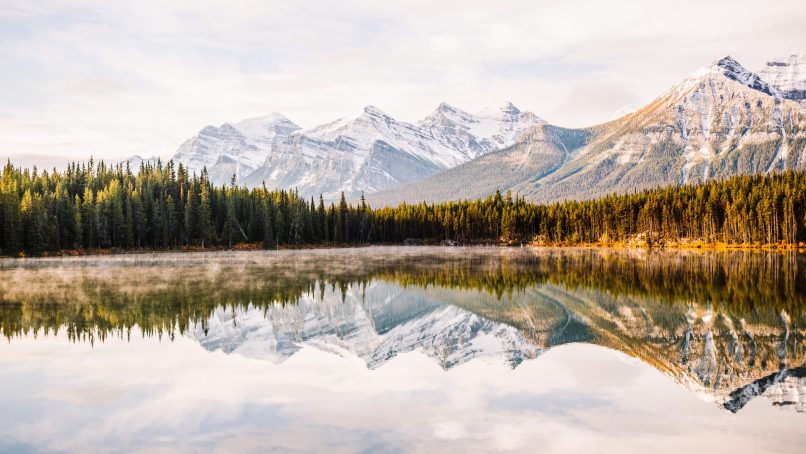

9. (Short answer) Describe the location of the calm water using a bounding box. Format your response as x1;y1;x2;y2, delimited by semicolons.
1;246;804;453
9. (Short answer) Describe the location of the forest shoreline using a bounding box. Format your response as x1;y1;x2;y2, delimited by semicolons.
3;239;805;258
3;161;805;256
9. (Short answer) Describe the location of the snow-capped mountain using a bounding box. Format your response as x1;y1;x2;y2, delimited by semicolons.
240;105;462;199
173;113;301;186
372;55;806;205
188;281;540;370
759;54;806;105
417;102;545;161
173;103;543;197
683;55;780;97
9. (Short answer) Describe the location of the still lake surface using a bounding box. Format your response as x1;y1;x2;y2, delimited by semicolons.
0;246;804;453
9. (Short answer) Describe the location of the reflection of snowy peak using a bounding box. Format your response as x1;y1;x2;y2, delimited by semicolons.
526;284;806;414
667;307;806;413
188;282;539;369
368;305;540;369
722;368;806;413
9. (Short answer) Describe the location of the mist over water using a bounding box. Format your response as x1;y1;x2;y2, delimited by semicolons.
1;247;804;452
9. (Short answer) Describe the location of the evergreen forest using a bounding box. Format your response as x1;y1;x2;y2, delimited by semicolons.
1;159;805;255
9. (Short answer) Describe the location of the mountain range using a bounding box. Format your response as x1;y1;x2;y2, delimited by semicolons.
170;102;542;199
166;54;806;203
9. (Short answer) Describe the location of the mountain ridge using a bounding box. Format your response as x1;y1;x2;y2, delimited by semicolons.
369;55;806;206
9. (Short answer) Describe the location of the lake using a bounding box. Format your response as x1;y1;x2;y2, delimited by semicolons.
0;246;804;453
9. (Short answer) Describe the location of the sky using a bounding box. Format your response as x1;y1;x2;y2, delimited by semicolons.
1;0;805;168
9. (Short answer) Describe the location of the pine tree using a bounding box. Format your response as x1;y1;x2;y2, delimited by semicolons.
73;195;82;248
20;190;44;254
338;192;348;242
223;194;237;248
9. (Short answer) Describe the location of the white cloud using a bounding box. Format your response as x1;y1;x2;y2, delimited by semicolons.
1;0;804;167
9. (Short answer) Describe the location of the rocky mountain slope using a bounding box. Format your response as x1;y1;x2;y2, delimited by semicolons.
371;56;806;205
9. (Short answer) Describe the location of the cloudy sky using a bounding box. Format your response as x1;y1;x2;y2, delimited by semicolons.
1;0;804;168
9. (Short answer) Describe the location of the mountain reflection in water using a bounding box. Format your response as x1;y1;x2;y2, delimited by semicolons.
1;247;804;415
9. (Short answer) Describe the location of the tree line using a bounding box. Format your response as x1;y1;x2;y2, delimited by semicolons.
1;158;805;255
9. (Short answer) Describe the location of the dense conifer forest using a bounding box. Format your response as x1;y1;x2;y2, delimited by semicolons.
0;159;805;255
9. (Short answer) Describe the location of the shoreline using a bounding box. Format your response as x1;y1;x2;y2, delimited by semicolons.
3;240;805;258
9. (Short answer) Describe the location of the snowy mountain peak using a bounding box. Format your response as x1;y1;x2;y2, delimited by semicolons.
498;101;520;114
301;106;393;137
419;102;544;154
199;124;222;134
124;155;160;169
217;123;241;134
434;101;463;115
436;101;453;110
704;55;779;96
709;55;741;70
476;102;522;118
362;104;389;118
233;113;299;138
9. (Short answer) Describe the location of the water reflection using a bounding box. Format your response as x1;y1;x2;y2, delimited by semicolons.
1;247;804;417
